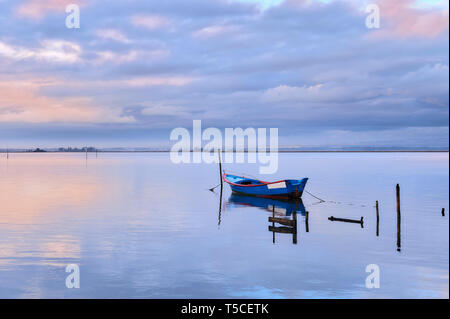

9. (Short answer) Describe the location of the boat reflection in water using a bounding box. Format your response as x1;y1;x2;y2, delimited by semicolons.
228;194;306;216
227;194;308;244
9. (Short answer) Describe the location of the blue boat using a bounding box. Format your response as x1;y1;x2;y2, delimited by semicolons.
223;173;308;199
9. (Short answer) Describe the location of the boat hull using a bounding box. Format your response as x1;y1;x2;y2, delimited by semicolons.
223;174;308;199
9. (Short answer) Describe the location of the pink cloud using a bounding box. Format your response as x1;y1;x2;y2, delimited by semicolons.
192;25;238;39
16;0;85;19
375;0;449;38
131;14;170;30
0;77;134;123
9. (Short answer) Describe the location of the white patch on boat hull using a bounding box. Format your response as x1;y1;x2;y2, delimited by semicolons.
267;181;286;189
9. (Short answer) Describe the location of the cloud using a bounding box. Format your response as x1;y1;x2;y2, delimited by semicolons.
192;24;238;39
0;40;81;63
0;0;447;148
374;0;449;38
131;14;171;30
15;0;85;20
105;76;196;88
141;104;189;117
0;77;134;123
95;29;131;43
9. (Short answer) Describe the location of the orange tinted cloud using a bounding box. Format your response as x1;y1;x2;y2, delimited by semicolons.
376;0;449;38
0;77;134;123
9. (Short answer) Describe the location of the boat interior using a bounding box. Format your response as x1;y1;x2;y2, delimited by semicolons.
225;175;264;185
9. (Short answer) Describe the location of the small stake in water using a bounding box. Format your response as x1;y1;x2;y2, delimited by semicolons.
396;184;401;252
328;216;364;228
442;208;445;217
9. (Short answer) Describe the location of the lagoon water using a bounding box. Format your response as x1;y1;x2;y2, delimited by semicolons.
0;152;448;298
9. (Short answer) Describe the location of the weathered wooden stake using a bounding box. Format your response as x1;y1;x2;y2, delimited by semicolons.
396;184;401;252
305;211;309;233
376;201;380;237
269;216;295;227
442;208;445;217
328;216;364;225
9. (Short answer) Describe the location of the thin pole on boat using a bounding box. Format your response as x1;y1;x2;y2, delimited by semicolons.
396;184;401;252
218;148;223;188
376;201;380;237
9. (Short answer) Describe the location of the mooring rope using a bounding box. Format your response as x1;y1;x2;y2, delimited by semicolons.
209;183;222;192
304;190;326;203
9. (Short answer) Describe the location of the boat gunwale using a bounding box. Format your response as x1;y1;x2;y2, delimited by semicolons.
222;173;290;188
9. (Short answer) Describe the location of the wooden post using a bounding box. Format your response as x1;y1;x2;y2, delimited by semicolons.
396;184;401;252
442;208;445;217
305;211;309;233
328;216;364;225
6;148;8;159
268;217;295;226
376;201;380;237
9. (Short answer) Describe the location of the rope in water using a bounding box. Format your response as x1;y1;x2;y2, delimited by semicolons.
304;190;326;203
209;183;222;192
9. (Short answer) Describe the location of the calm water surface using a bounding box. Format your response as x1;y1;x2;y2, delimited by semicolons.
0;152;448;298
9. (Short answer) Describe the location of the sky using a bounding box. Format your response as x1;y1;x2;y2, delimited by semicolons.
0;0;448;149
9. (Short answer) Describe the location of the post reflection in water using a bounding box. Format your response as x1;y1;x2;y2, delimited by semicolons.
226;194;307;245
